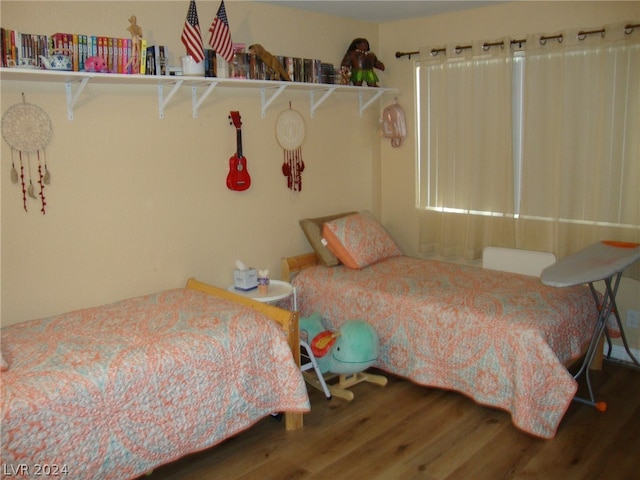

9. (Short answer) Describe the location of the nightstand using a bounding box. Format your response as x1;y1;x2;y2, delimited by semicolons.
228;279;331;399
227;279;297;307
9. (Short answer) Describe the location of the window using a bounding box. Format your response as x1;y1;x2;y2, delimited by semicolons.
416;26;639;261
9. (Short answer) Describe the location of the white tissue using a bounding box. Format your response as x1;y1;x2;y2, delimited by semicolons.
235;259;249;271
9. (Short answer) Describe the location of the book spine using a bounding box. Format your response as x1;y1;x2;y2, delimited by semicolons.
88;36;96;57
146;44;155;75
116;38;125;73
72;34;79;71
79;34;87;71
158;45;168;76
205;49;217;77
62;33;70;56
124;38;129;73
97;36;105;62
38;34;48;68
10;30;17;65
1;28;5;67
22;33;31;61
106;37;113;72
14;31;22;63
138;38;147;75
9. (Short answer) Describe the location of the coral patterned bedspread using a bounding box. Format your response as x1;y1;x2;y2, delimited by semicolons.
1;288;309;479
292;256;597;439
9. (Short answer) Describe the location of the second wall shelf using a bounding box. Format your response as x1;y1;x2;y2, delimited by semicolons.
1;68;398;120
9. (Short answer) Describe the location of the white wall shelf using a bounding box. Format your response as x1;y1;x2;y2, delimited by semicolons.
0;68;398;120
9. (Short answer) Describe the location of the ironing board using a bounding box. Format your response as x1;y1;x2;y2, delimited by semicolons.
541;241;640;411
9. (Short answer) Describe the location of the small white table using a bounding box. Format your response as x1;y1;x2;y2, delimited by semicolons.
541;241;640;410
227;279;296;307
227;280;331;399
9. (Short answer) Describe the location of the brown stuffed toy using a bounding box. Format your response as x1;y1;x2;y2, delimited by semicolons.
248;44;291;81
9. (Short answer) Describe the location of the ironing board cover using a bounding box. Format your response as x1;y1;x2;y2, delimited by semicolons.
541;241;640;287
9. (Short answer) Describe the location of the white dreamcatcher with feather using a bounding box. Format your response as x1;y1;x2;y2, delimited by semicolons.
2;93;53;214
275;103;305;193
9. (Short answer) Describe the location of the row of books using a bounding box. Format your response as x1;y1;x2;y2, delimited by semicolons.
49;32;149;74
229;52;339;84
1;28;170;75
2;29;47;68
2;27;339;83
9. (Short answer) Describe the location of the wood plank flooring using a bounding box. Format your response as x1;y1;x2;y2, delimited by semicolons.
151;361;640;479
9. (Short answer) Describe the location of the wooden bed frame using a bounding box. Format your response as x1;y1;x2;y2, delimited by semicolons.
280;253;603;372
281;252;319;282
186;278;303;431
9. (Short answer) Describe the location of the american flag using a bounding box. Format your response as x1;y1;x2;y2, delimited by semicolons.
208;0;234;63
181;0;204;63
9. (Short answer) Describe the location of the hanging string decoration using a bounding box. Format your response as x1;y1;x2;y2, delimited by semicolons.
2;93;53;214
275;104;305;192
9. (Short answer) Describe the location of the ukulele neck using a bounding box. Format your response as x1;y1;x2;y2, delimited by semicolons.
236;128;243;158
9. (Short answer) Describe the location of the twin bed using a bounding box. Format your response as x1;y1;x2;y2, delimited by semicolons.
0;278;309;479
283;211;600;439
0;210;606;478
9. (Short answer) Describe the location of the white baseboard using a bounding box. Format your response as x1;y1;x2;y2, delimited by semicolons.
603;343;640;364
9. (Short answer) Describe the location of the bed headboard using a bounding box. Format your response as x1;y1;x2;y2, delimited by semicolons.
281;252;319;282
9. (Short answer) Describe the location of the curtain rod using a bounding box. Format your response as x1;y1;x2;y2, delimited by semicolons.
395;23;640;59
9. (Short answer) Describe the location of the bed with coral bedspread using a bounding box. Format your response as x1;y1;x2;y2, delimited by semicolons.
284;252;596;439
0;278;309;479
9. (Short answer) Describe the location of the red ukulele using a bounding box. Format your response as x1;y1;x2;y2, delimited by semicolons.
227;111;251;191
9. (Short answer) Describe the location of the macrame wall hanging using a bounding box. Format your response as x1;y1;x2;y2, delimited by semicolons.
275;103;305;192
2;93;53;214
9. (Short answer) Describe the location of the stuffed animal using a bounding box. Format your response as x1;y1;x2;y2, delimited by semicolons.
300;312;379;375
248;44;291;81
84;56;109;73
341;37;385;87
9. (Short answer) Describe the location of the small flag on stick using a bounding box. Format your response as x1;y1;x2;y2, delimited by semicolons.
181;0;204;63
208;0;234;63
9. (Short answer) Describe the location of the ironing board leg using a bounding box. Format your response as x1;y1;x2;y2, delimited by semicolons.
572;271;640;412
572;277;622;411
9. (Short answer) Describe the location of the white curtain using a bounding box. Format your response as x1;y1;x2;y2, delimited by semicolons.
417;38;516;260
417;22;640;276
517;23;640;273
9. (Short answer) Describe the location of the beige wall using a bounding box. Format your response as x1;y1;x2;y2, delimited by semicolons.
2;1;639;358
1;1;381;325
378;1;640;358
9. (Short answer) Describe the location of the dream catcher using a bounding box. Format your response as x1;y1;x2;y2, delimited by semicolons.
275;104;305;192
2;93;53;214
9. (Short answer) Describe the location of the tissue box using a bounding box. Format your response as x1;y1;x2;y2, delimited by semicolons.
233;268;258;290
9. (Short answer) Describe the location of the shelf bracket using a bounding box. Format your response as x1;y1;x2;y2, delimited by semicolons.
192;81;219;118
158;80;184;119
359;90;385;117
310;87;337;118
65;77;90;121
260;85;288;117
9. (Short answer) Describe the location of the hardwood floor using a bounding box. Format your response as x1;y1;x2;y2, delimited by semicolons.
151;361;640;480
